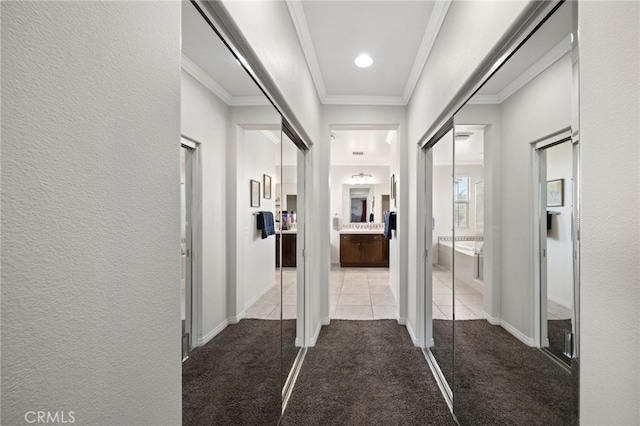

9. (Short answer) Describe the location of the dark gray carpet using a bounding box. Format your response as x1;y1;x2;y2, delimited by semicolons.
451;320;578;426
182;319;298;426
281;320;456;426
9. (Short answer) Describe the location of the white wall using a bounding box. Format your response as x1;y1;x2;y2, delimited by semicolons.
227;106;281;320
579;2;640;423
241;131;277;309
0;2;181;424
181;71;229;343
499;53;572;339
545;141;573;308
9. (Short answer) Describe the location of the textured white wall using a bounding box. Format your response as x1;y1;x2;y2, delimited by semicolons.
1;2;181;424
579;2;640;423
181;71;229;343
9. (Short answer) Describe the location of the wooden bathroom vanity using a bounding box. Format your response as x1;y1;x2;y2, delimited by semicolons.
339;232;389;267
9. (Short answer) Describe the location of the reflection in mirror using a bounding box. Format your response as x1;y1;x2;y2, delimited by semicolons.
453;2;578;424
426;128;455;395
180;2;284;424
279;129;307;394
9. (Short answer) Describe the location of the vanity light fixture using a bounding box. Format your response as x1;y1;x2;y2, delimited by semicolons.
351;173;373;185
354;54;373;68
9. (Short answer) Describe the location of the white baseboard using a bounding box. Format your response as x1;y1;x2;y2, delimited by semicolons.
397;317;407;325
485;313;501;325
309;321;323;347
321;317;331;325
295;337;302;347
500;319;535;347
198;320;229;346
428;338;435;348
228;312;244;324
406;321;422;347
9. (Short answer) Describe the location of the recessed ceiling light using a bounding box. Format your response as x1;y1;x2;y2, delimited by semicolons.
354;54;373;68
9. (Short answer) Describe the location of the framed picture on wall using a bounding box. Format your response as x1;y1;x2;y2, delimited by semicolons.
263;174;271;199
547;179;564;207
250;179;260;207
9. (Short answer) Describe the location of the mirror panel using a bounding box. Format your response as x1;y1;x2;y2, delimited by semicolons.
453;2;578;424
426;128;455;393
181;2;291;423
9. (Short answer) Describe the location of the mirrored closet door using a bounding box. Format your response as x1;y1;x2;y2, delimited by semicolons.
181;1;306;423
451;1;579;424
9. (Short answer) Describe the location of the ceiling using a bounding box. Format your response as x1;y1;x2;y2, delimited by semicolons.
330;130;393;166
289;0;450;105
182;1;572;166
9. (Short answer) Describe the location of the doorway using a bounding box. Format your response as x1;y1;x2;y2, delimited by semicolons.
181;140;196;361
534;131;578;367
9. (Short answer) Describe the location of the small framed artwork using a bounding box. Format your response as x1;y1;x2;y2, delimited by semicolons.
250;179;260;207
547;179;564;207
263;174;271;199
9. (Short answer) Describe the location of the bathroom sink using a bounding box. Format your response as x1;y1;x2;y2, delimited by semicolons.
339;229;384;234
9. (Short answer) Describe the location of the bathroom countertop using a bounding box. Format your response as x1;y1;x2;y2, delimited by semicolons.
277;229;297;234
338;229;384;234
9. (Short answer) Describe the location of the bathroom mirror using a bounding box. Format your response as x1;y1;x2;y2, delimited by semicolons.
348;186;372;222
452;2;578;423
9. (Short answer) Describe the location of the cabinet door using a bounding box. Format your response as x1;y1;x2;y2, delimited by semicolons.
282;234;297;267
366;235;388;266
340;235;362;266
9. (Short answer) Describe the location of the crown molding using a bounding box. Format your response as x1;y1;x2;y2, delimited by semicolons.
181;53;271;107
323;95;406;106
402;0;452;104
286;0;450;106
286;0;328;100
182;53;233;104
467;34;571;105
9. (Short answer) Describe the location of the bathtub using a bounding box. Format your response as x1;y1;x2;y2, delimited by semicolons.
438;239;484;292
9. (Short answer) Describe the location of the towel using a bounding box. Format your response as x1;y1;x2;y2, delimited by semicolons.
384;211;396;240
257;211;275;239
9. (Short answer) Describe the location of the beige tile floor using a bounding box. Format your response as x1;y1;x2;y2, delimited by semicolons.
547;300;572;320
330;267;396;320
432;265;485;320
244;268;298;320
244;264;570;323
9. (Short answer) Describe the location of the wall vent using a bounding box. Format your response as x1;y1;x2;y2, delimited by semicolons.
352;151;364;155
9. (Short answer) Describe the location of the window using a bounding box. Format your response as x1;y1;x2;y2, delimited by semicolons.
454;176;469;228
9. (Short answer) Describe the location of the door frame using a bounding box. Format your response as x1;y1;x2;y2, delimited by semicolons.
181;135;202;350
531;127;573;350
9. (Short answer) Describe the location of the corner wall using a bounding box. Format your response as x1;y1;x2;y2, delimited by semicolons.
579;2;640;423
0;2;182;424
